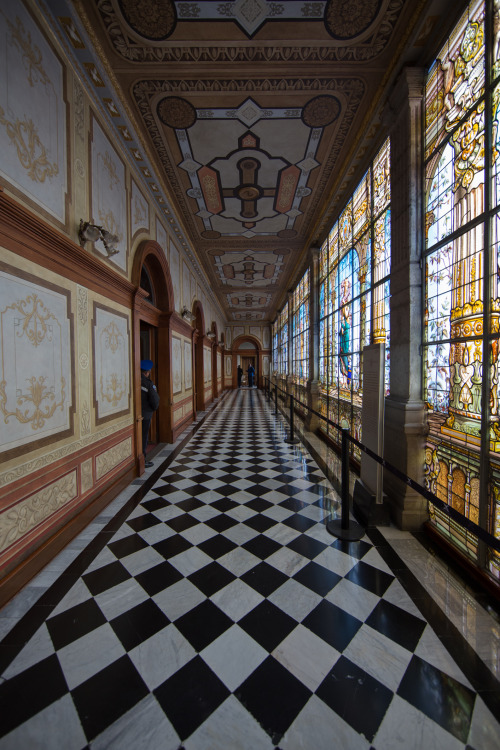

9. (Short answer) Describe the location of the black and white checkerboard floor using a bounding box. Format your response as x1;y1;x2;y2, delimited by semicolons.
1;389;499;749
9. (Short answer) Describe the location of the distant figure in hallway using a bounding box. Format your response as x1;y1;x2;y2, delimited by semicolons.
237;365;243;387
141;359;160;468
247;363;255;388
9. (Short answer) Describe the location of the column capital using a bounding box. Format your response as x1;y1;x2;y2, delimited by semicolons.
388;66;425;111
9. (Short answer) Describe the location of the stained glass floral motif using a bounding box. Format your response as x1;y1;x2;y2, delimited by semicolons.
292;270;310;387
424;0;500;580
277;302;288;375
319;138;391;451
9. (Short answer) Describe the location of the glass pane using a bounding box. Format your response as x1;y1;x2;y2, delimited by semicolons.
493;82;500;209
373;138;391;215
353;171;371;241
425;0;485;160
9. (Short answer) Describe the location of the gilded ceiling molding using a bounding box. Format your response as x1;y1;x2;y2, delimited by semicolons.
96;0;405;62
133;77;365;242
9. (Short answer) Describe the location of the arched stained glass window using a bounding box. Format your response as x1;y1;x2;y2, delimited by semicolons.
319;139;391;454
272;319;279;375
423;0;500;580
291;270;310;398
278;302;289;376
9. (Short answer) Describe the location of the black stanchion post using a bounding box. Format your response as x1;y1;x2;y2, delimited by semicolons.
285;393;299;444
266;378;270;402
326;428;364;541
274;384;278;415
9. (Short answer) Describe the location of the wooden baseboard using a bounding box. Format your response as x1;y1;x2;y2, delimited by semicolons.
0;465;136;609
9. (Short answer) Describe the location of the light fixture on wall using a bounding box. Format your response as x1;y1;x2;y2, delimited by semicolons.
206;331;216;339
79;220;120;257
218;339;224;347
181;307;195;322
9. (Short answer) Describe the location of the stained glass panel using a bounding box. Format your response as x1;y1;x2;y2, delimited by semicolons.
319;138;391;446
292;270;310;384
373;138;391;216
425;0;485;160
492;81;500;209
424;0;500;580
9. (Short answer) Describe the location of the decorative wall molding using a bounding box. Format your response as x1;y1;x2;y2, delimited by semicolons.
0;470;77;555
95;437;132;480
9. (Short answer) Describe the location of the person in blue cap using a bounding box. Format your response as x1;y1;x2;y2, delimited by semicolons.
141;359;159;468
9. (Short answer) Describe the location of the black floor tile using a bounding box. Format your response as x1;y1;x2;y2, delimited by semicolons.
108;534;149;559
141;497;170;512
0;655;68;737
110;599;170;650
317;655;392;742
397;655;476;742
197;534;238;559
282;514;317;532
211;497;239;512
239;601;297;651
330;538;372;560
83;561;131;596
72;655;149;741
205;514;239;532
245;497;274;513
166;513;199;532
47;599;107;650
366;599;426;652
155;656;230;740
244;514;277;532
235;656;311;745
302;600;362;651
176;497;205;512
127;514;162;532
242;535;282;560
287;534;328;560
188;561;236;597
344;560;394;597
175;600;233;652
240;561;289;597
153;535;192;559
135;560;184;595
293;560;341;597
278;498;307;514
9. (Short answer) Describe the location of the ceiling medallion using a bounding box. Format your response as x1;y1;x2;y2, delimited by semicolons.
302;95;341;128
118;0;176;40
324;0;382;40
157;96;197;129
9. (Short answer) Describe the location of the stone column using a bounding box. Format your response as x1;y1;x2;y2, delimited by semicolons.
384;67;428;530
306;247;320;431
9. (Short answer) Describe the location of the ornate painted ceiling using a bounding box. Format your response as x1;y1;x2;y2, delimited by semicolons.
73;0;447;322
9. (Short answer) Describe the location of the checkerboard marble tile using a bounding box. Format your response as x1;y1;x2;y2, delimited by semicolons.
1;389;499;749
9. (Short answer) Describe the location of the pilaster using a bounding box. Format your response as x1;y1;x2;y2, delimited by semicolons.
385;67;428;530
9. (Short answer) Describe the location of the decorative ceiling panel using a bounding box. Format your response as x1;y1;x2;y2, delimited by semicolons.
71;0;443;321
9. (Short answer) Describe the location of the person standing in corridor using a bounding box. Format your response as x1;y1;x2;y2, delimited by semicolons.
141;359;159;468
247;363;255;388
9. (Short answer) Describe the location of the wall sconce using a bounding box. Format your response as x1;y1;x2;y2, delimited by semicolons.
79;220;120;257
181;307;195;322
206;331;216;339
218;339;224;347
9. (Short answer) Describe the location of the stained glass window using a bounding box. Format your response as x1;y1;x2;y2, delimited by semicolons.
423;0;500;580
291;270;310;392
272;320;279;375
276;301;289;376
319;139;391;453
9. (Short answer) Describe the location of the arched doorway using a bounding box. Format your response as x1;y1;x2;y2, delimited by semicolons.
232;335;262;388
132;241;174;471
